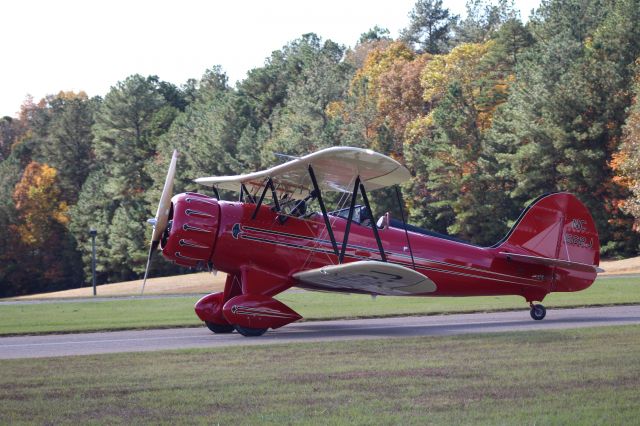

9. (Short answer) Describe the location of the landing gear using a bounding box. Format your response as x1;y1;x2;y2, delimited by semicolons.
205;321;235;334
529;303;546;321
234;325;268;337
203;321;268;336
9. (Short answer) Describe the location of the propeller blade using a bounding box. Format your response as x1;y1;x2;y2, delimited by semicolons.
152;150;179;243
140;241;159;295
141;150;178;295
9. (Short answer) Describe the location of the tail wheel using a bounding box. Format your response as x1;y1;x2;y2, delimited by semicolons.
205;321;235;334
530;304;546;321
234;325;268;337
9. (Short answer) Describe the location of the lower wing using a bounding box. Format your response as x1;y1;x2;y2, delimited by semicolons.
293;261;437;296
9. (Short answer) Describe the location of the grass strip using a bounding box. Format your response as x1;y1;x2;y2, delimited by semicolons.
0;276;638;336
1;325;639;424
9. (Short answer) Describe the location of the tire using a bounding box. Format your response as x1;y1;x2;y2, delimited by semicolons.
205;321;235;334
234;325;268;337
530;304;546;321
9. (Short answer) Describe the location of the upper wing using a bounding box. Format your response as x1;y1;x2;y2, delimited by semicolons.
194;147;410;197
293;260;437;296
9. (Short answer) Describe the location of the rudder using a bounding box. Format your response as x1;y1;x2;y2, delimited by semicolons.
497;193;600;267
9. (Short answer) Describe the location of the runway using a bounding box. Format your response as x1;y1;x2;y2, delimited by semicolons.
1;305;639;359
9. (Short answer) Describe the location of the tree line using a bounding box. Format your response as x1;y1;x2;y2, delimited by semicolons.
1;0;639;297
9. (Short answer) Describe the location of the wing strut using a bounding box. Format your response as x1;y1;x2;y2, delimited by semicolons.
251;178;271;219
337;178;387;264
250;177;281;219
308;165;388;264
360;182;386;262
239;183;252;203
339;177;361;263
308;165;340;258
268;178;281;212
395;185;415;270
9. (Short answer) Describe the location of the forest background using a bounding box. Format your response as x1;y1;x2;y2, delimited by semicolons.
1;0;639;297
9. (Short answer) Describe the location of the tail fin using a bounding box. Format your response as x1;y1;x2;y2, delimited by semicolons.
496;193;600;268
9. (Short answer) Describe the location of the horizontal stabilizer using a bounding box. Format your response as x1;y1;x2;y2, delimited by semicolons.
293;261;436;296
498;252;603;273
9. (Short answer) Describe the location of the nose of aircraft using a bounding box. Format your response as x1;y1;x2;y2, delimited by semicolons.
160;193;221;268
141;150;220;294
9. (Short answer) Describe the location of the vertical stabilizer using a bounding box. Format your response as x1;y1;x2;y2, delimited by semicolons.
497;193;600;267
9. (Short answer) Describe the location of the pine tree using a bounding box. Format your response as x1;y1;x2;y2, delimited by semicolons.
263;39;352;161
453;0;518;44
39;92;97;203
68;169;115;284
403;40;517;243
488;0;640;255
401;0;457;54
73;74;181;282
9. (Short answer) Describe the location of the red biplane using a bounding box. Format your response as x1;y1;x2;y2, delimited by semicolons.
144;147;602;336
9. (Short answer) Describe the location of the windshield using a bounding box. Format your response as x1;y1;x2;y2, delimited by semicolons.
329;205;371;226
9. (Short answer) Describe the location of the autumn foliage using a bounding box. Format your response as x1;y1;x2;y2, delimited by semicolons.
613;62;640;229
13;162;68;245
1;0;639;297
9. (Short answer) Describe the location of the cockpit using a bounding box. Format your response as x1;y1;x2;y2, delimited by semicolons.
328;205;372;227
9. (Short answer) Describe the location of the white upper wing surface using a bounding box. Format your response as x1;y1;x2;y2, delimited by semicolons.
194;147;410;196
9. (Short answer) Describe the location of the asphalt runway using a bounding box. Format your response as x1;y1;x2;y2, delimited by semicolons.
1;305;639;359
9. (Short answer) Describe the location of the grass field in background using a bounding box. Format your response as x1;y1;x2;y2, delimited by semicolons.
1;325;639;424
0;276;637;336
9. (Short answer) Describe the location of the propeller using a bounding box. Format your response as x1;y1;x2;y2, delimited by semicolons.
141;150;179;295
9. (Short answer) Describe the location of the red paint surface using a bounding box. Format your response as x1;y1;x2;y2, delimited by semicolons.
163;192;600;330
222;294;302;329
194;292;229;325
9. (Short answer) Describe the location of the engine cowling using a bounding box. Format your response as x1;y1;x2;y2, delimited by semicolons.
160;192;220;268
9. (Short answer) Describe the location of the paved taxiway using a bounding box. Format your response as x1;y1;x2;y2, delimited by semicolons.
1;305;639;359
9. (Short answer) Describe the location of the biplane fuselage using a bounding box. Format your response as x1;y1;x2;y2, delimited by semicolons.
209;200;595;298
147;148;601;336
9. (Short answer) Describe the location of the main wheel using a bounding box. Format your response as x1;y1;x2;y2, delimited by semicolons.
530;304;546;321
234;325;268;337
205;321;235;334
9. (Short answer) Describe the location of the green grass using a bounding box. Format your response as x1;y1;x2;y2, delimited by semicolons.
0;298;201;335
1;325;639;424
278;275;640;319
0;276;638;335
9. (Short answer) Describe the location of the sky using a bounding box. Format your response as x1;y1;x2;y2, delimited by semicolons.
1;0;541;118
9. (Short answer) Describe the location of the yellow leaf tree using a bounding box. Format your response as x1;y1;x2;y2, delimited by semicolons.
13;162;69;246
613;63;640;230
344;42;417;150
402;40;519;243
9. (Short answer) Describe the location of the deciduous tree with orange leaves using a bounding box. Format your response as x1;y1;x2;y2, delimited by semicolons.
2;161;82;295
13;162;69;246
614;63;640;231
403;39;519;244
